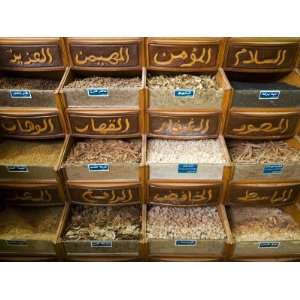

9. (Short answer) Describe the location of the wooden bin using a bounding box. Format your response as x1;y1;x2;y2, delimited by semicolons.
227;204;300;260
0;37;68;139
145;37;230;138
145;204;233;261
146;135;230;181
59;202;144;261
0;203;65;260
223;38;300;139
60;38;145;137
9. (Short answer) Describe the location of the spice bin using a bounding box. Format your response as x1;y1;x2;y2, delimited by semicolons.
59;202;144;261
60;38;145;138
0;38;68;139
145;37;230;139
223;38;300;139
227;204;300;260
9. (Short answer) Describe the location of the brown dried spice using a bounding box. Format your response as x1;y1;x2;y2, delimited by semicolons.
0;77;59;90
65;139;142;166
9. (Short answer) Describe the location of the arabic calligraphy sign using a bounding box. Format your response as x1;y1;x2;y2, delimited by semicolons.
227;183;300;206
148;184;221;205
69;113;139;137
227;113;299;138
0;114;63;138
69;43;140;68
148;43;219;69
225;44;298;70
149;113;220;137
69;186;140;205
1;188;60;204
0;44;63;69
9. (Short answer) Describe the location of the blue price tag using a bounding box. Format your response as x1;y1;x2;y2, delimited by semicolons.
259;241;280;249
7;165;29;173
87;88;109;97
259;90;280;100
175;240;197;247
10;90;32;99
91;241;112;248
178;164;198;174
174;89;195;98
88;164;110;172
263;164;283;175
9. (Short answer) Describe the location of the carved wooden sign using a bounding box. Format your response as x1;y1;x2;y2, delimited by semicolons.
68;43;141;68
0;187;61;204
227;183;300;206
0;114;63;138
226;112;299;138
69;112;139;137
68;185;141;205
148;183;222;206
149;113;220;138
148;43;219;70
225;44;298;70
0;44;63;69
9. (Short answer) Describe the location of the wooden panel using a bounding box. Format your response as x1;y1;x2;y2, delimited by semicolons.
0;112;64;139
148;111;220;138
147;38;222;71
68;111;140;137
66;38;143;69
227;182;300;206
226;110;300;139
67;182;141;205
148;182;222;206
224;39;299;72
0;38;64;70
0;183;62;205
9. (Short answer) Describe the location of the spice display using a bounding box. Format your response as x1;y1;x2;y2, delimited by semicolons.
64;76;141;89
231;81;300;91
228;140;300;164
0;206;62;241
0;77;59;90
65;139;142;166
0;139;63;166
147;206;226;240
147;139;226;163
230;207;300;241
64;205;141;240
147;74;223;107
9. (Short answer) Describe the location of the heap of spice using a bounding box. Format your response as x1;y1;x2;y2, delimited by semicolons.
64;205;141;240
64;76;141;89
230;207;300;241
65;139;142;166
228;140;300;164
0;206;62;241
147;139;226;163
147;74;223;107
0;140;63;166
147;206;226;240
230;81;300;91
0;77;59;90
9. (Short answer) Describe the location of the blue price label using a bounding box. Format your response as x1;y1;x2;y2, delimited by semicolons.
259;90;280;100
87;88;109;97
174;89;195;98
88;164;110;172
178;164;198;174
6;240;28;246
258;241;280;249
91;240;112;248
10;90;32;99
263;164;283;175
175;240;197;247
7;165;29;173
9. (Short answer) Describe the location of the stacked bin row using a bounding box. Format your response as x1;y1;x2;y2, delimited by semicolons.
0;37;300;261
0;38;68;260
